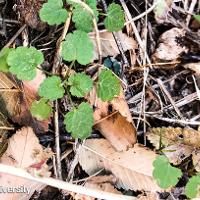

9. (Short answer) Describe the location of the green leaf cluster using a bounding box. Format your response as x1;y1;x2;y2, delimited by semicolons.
153;155;182;189
185;174;200;198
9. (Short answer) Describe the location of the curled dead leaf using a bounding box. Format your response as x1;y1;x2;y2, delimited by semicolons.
87;87;136;151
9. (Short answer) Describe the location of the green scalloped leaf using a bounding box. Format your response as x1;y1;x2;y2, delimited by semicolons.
39;0;68;25
64;102;94;139
38;76;65;100
185;174;200;198
61;30;94;65
68;72;93;97
0;48;13;72
104;3;125;32
7;47;44;81
97;69;120;101
153;155;182;189
30;98;52;120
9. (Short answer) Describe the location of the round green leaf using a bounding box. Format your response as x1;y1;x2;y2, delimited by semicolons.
104;3;125;32
97;69;120;101
61;30;94;65
7;47;44;81
64;102;94;139
185;174;200;198
38;76;65;100
153;155;182;189
68;72;93;97
30;99;52;120
39;0;68;25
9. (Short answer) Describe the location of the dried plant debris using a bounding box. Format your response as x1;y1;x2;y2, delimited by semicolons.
89;30;137;60
15;0;46;30
147;127;200;148
88;87;137;151
0;127;52;200
78;139;161;192
152;28;188;62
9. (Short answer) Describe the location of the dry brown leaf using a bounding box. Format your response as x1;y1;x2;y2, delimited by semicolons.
89;30;137;60
0;71;49;133
69;175;123;200
152;28;188;62
78;139;161;192
192;149;200;172
147;127;200;148
15;0;46;30
162;144;193;165
88;87;136;151
183;62;200;75
0;127;52;200
137;193;159;200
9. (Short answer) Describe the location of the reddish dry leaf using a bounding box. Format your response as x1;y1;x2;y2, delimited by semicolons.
78;139;161;192
0;71;50;133
88;87;136;151
0;127;52;200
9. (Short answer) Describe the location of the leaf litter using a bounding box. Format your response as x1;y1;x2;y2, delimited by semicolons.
1;0;200;199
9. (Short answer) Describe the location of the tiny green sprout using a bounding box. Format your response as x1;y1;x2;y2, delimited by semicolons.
7;47;44;81
38;76;65;100
64;102;94;139
97;69;121;101
30;98;52;120
104;3;125;32
39;0;68;25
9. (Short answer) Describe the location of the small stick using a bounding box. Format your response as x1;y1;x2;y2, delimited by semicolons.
0;126;14;130
3;24;26;48
0;164;135;200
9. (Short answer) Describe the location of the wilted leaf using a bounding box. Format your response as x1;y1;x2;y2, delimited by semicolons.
162;144;193;165
192;149;200;172
0;127;52;200
147;127;200;148
87;87;136;151
0;71;49;134
152;28;188;62
89;30;137;60
78;139;161;192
